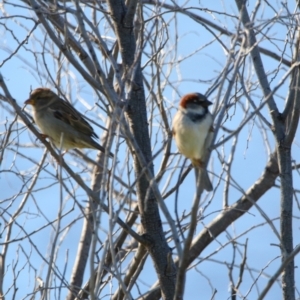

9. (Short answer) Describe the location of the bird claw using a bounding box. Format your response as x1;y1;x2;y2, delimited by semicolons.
192;158;205;168
36;134;49;142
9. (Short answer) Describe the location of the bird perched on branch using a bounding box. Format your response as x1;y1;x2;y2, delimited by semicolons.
172;92;214;191
25;87;113;157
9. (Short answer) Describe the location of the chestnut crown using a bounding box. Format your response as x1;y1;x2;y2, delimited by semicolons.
179;93;212;109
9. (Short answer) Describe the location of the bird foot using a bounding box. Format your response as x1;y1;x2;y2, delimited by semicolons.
37;133;49;141
192;158;205;168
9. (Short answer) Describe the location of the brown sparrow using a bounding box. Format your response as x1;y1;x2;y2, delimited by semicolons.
25;88;113;157
172;93;213;191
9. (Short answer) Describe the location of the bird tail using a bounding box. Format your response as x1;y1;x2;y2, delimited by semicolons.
199;168;213;192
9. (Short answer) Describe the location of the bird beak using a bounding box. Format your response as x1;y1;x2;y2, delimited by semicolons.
24;99;34;105
203;100;213;107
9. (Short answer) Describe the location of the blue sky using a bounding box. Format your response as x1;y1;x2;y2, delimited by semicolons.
1;1;300;299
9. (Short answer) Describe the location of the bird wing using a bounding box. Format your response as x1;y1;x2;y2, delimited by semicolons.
50;98;98;139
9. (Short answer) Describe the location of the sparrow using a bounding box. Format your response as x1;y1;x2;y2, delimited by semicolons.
172;92;213;191
25;88;113;157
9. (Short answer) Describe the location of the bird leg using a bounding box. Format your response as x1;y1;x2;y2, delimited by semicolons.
36;133;49;142
191;158;205;168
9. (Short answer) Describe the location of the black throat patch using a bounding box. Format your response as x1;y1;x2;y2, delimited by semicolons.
187;109;207;123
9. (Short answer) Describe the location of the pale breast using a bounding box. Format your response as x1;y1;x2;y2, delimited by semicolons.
173;110;212;160
33;110;78;149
